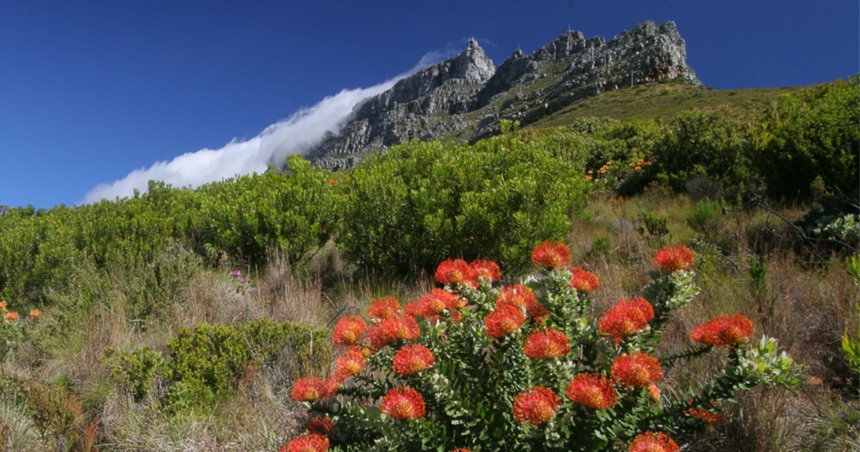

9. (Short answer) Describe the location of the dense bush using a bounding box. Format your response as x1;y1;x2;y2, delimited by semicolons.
337;126;591;275
284;243;798;451
105;318;331;410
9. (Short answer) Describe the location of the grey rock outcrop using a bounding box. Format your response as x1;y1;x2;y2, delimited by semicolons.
308;21;699;170
0;205;10;217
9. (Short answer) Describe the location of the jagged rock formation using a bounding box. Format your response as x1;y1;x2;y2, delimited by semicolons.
309;21;699;170
0;205;10;217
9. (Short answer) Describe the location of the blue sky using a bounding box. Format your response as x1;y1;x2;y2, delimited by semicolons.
1;0;857;208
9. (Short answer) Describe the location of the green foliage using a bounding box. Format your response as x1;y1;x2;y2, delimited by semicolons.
337;133;590;274
107;318;331;411
687;198;725;235
301;250;797;451
200;156;340;266
753;77;860;198
638;211;670;243
104;347;164;402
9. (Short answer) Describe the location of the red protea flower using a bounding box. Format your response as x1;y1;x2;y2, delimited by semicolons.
566;373;617;410
496;284;535;310
367;315;421;349
325;374;344;395
484;303;526;339
690;313;755;348
380;387;426;420
435;259;474;285
334;350;366;378
569;266;600;293
280;434;329;452
413;289;464;318
332;315;366;347
470;259;501;282
451;449;472;452
291;377;330;402
653;244;695;272
512;386;561;426
368;296;402;320
393;343;435;375
524;328;571;359
598;296;655;343
348;345;373;358
306;416;335;435
531;241;572;268
628;431;680;452
647;383;661;402
611;352;664;388
685;407;726;424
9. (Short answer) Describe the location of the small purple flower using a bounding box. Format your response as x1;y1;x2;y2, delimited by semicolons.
230;270;242;276
237;277;247;283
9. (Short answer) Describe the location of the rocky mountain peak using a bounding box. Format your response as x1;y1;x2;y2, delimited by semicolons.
308;21;701;170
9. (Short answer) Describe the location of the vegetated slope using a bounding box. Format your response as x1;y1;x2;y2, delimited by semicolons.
529;81;802;126
309;20;701;170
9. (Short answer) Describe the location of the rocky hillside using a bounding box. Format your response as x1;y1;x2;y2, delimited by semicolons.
309;20;700;169
0;205;10;217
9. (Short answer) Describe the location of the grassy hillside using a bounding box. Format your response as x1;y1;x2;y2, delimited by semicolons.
530;81;802;126
0;78;856;451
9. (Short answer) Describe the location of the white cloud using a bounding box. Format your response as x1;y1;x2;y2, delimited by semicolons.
83;51;454;204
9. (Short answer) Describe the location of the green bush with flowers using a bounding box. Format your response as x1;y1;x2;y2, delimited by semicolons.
282;243;799;452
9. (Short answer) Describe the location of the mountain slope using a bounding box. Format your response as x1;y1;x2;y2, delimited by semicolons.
309;20;700;169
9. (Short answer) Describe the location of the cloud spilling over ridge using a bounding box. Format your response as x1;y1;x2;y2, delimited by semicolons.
83;50;455;204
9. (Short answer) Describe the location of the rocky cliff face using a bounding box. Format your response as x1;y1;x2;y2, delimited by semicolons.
0;205;10;217
309;21;699;169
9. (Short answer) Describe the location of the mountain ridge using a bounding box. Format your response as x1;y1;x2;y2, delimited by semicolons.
308;20;700;170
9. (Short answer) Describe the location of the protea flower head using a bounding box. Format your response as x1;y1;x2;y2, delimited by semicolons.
628;431;680;452
531;241;572;268
368;296;402;320
598;296;655;343
393;343;435;375
334;350;367;378
380;387;426;420
653;244;695;272
512;386;561;426
524;328;571;359
611;352;664;388
569;266;600;293
470;259;501;282
291;377;330;402
435;259;474;285
332;315;366;347
566;373;617;410
484;303;526;339
306;416;335;435
280;433;329;452
690;313;755;348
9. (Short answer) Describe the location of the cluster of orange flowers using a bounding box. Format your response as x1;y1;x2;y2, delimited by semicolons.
0;300;40;322
584;157;654;181
285;241;747;451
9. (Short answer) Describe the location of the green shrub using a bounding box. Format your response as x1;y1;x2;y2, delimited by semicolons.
106;318;331;410
754;77;859;199
337;128;590;275
687;199;725;235
200;156;339;266
638;211;670;242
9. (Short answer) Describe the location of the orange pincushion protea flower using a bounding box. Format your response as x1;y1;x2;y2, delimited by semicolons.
280;433;329;452
332;315;366;347
496;284;535;310
524;328;571;359
512;386;560;426
435;259;474;285
291;377;330;402
484;303;526;339
531;241;572;268
0;301;6;310
628;431;680;452
380;387;426;420
325;374;344;395
653;244;695;272
29;309;40;318
690;313;755;348
647;383;661;402
334;350;367;378
347;345;372;358
569;266;600;293
367;315;421;349
393;343;435;375
4;312;18;321
566;373;617;410
598;296;655;343
306;416;335;435
368;296;402;320
611;352;664;388
685;406;726;424
411;289;463;318
470;259;501;282
450;449;472;452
